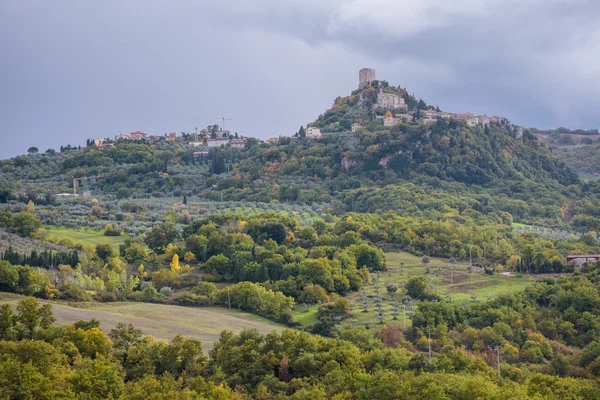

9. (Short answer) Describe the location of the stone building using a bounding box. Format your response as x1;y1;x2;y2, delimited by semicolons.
567;254;600;269
384;117;402;127
306;127;322;138
230;138;247;148
207;137;229;147
351;123;361;132
358;68;376;89
377;88;407;110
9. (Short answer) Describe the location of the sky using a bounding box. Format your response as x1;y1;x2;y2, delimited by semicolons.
1;0;599;158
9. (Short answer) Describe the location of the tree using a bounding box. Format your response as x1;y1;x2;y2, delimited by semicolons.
0;261;18;291
16;297;55;337
298;126;306;138
405;276;428;299
348;243;386;271
109;322;143;359
421;256;431;268
157;151;175;172
185;234;208;261
27;147;38;155
145;223;180;253
90;205;103;219
12;212;41;237
170;254;181;272
211;152;226;174
96;244;114;261
202;254;231;276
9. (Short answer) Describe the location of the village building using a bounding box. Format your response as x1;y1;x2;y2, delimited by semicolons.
130;131;147;140
305;127;322;138
193;151;209;158
189;141;203;148
351;123;362;132
566;254;600;268
377;87;407;110
230;138;247;148
166;132;177;141
207;137;229;148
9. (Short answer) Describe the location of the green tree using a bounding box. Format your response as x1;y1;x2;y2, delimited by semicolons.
405;276;428;299
12;212;41;237
185;234;208;261
348;243;386;271
202;254;232;276
109;322;143;360
95;244;113;261
0;261;18;291
145;223;180;253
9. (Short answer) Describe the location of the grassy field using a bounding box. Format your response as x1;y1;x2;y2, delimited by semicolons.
41;226;129;250
0;293;283;351
293;251;535;328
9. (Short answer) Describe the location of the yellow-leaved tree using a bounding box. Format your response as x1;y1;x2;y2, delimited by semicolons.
170;253;181;272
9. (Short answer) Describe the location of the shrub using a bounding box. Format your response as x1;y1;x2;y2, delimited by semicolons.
194;282;217;299
298;284;330;304
201;273;222;282
168;293;211;307
159;286;173;296
59;283;91;301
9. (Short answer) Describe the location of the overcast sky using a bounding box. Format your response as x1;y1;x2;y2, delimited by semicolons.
1;0;599;158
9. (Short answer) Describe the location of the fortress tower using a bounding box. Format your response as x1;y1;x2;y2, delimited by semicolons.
358;68;376;89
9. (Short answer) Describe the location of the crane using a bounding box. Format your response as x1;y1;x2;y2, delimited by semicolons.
192;116;233;131
72;174;106;196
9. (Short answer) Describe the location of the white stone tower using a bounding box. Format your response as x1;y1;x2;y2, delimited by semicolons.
358;68;376;89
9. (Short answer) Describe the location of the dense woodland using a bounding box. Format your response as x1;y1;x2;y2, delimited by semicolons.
3;273;600;400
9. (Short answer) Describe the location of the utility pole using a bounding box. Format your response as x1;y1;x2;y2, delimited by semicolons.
482;242;487;268
469;245;472;269
496;345;501;376
428;327;432;361
227;287;231;310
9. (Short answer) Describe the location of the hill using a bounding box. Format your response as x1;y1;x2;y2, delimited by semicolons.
1;72;599;231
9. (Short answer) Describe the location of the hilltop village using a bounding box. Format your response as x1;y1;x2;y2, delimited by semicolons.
88;68;518;152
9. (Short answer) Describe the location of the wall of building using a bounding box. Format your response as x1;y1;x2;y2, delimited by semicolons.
359;68;376;88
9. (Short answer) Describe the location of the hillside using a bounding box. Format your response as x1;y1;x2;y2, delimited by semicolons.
1;75;599;232
0;293;282;352
552;143;600;180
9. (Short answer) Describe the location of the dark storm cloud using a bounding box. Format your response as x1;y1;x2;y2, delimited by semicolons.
0;0;599;158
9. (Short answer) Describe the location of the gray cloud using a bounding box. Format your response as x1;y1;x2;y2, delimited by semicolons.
1;0;599;158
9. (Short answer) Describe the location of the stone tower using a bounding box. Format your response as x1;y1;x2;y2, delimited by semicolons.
358;68;376;89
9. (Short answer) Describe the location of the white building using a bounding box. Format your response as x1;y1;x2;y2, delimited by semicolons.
351;123;361;132
305;127;322;138
207;137;229;148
